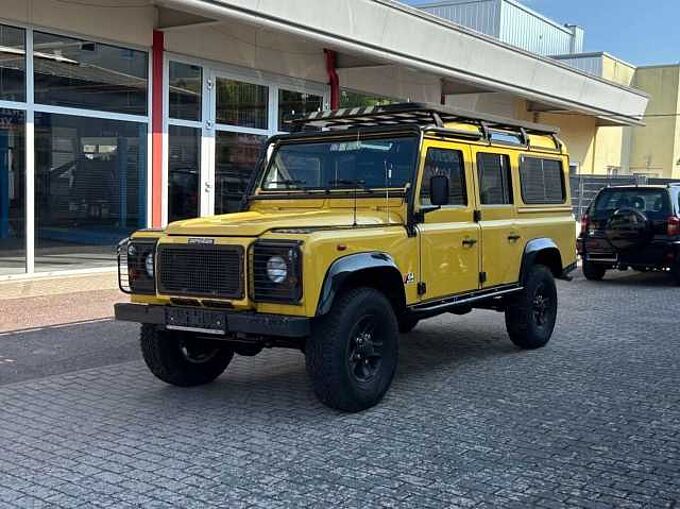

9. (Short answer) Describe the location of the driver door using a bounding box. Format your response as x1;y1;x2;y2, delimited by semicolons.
416;141;481;301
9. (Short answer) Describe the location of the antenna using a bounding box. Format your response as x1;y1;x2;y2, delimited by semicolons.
353;129;360;227
385;160;392;223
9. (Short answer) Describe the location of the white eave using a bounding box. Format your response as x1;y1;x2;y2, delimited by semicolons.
158;0;649;126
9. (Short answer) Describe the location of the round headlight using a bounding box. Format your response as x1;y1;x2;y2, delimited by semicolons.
127;244;137;257
145;252;155;278
266;256;288;283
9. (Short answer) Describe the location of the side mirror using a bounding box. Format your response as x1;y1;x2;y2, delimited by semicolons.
430;175;450;207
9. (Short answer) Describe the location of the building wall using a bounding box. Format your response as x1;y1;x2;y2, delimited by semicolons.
420;0;582;56
1;0;154;46
628;65;680;178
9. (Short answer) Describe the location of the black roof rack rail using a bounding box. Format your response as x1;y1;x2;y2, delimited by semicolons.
288;101;559;136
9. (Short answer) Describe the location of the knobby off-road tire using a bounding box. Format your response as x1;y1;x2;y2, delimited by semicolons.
306;287;399;413
140;324;234;387
582;260;606;281
505;265;558;350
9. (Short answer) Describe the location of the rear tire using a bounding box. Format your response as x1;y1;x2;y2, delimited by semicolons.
140;325;234;387
306;288;399;412
505;265;558;350
582;260;606;281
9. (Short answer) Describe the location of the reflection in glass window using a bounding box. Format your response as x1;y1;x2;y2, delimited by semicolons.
477;153;513;205
421;149;467;206
34;113;147;271
0;25;25;102
215;78;268;129
278;90;323;132
169;61;202;121
519;157;565;204
340;89;394;108
215;132;266;215
168;125;201;223
0;109;25;275
33;31;148;115
262;136;417;191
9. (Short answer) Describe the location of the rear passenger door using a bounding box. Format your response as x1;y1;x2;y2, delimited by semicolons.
473;149;523;287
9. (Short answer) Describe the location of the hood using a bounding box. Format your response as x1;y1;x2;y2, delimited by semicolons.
164;209;405;237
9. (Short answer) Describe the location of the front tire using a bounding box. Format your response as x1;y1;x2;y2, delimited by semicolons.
505;265;558;350
306;288;399;412
582;260;606;281
140;324;234;387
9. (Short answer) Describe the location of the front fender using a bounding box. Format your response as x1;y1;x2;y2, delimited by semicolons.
316;252;402;316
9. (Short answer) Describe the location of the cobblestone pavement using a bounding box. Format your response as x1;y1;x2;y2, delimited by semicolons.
1;271;679;508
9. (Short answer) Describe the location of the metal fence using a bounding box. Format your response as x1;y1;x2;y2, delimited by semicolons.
570;174;680;219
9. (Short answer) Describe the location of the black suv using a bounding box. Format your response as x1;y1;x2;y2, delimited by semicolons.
577;184;680;284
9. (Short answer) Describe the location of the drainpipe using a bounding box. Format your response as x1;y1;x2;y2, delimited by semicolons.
324;49;340;109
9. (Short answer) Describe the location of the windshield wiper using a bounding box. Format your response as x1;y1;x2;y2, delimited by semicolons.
328;179;373;193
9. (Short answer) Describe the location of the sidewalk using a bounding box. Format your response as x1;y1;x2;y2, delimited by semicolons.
0;272;125;334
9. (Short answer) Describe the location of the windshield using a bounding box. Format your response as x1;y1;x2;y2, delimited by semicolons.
260;135;418;192
592;188;671;220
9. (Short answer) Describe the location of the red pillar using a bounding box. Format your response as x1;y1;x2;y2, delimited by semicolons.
151;30;164;228
324;49;340;110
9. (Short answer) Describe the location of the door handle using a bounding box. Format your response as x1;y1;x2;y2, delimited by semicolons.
462;238;478;247
507;234;521;241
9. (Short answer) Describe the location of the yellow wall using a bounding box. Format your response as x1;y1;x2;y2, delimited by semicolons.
628;65;680;178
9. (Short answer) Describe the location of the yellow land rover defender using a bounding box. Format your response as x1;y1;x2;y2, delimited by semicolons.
115;103;577;412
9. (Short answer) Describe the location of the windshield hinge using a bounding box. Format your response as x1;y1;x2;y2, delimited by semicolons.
473;210;482;223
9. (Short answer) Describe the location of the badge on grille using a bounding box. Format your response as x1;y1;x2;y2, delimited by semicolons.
188;238;215;245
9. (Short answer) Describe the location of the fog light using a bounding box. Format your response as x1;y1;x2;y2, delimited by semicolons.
266;256;288;283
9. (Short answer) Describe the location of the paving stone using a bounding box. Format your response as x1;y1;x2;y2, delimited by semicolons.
1;272;679;507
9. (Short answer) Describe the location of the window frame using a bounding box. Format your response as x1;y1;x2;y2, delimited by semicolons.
518;155;567;205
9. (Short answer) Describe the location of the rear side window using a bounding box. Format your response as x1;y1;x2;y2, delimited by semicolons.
420;148;467;206
592;189;671;220
519;157;565;204
477;153;513;205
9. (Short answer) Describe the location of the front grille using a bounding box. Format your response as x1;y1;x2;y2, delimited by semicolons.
157;244;244;299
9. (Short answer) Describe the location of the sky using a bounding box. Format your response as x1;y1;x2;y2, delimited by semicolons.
402;0;680;66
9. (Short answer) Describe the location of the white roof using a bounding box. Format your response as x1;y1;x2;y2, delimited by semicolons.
160;0;648;125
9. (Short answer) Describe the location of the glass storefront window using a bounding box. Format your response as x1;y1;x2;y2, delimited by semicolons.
169;61;202;121
168;125;201;223
340;89;394;108
278;90;323;132
215;132;266;215
0;25;25;102
215;78;268;129
0;109;25;275
34;113;147;271
33;31;148;115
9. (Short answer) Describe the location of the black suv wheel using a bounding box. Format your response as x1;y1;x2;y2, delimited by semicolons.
505;265;558;349
582;260;606;281
140;325;234;387
306;287;399;412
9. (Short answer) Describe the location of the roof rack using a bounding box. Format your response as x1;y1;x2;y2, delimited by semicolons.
288;101;560;136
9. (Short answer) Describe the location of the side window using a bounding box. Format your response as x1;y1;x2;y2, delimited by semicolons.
420;148;466;206
477;153;513;205
519;157;566;204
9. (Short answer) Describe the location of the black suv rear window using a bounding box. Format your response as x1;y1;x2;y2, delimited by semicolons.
592;189;670;220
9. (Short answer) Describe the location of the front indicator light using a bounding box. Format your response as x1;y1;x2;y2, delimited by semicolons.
266;255;288;283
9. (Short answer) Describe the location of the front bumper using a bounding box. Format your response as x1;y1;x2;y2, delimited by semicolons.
114;303;311;338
